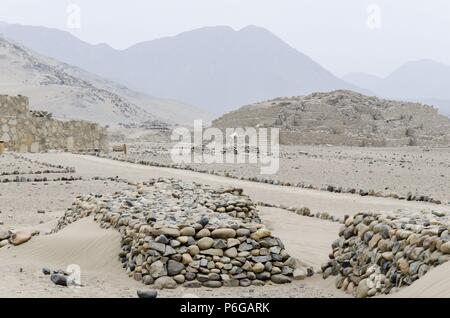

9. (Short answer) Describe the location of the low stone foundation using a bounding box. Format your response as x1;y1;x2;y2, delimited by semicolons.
0;95;107;152
54;178;306;289
322;211;450;297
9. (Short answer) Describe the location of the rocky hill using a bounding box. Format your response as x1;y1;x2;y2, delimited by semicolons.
0;36;210;126
213;90;450;146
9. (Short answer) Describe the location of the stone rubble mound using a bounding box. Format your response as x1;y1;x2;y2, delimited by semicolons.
213;90;450;146
322;210;450;297
54;178;301;289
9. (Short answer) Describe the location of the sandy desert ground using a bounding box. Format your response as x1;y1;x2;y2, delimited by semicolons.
1;150;449;298
113;143;450;202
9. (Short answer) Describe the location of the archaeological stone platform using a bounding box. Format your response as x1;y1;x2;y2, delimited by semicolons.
0;95;107;152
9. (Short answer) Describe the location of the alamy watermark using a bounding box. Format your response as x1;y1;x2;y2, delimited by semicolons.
170;121;280;175
66;3;81;29
66;264;82;287
367;4;382;29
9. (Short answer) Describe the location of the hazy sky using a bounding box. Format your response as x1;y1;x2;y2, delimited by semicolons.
1;0;449;77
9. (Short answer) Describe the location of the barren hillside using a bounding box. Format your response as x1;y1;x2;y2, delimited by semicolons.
0;36;210;126
0;23;363;114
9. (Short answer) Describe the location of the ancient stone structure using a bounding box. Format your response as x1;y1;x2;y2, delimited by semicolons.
322;211;450;297
54;179;306;289
213;90;450;146
0;95;107;152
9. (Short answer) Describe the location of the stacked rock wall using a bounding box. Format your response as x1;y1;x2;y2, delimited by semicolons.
0;95;107;152
322;211;450;297
54;179;302;289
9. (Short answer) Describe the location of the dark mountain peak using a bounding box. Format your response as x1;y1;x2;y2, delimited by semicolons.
1;22;359;114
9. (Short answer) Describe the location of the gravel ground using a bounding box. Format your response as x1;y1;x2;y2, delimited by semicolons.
110;143;450;202
1;150;447;298
0;152;346;298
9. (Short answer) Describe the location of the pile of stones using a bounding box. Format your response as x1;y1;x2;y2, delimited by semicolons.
1;175;83;183
0;169;71;176
256;201;340;223
199;187;260;223
320;185;443;205
54;178;304;289
322;210;450;297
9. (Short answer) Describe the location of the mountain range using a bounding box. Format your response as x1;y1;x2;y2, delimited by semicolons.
343;59;450;116
1;21;450;120
0;23;363;115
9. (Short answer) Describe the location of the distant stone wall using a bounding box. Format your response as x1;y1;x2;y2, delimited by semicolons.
0;95;107;152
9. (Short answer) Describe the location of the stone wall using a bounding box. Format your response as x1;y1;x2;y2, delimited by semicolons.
53;179;307;289
0;95;107;152
322;211;450;297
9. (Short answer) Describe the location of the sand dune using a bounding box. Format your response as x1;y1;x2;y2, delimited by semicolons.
0;209;345;298
0;217;141;298
390;262;450;298
260;206;339;270
5;217;122;271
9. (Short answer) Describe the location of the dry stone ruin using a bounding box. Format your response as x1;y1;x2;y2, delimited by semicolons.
322;211;450;297
0;95;107;152
53;178;306;289
213;90;450;146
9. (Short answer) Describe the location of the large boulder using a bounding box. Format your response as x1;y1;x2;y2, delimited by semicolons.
154;277;177;290
9;231;32;246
